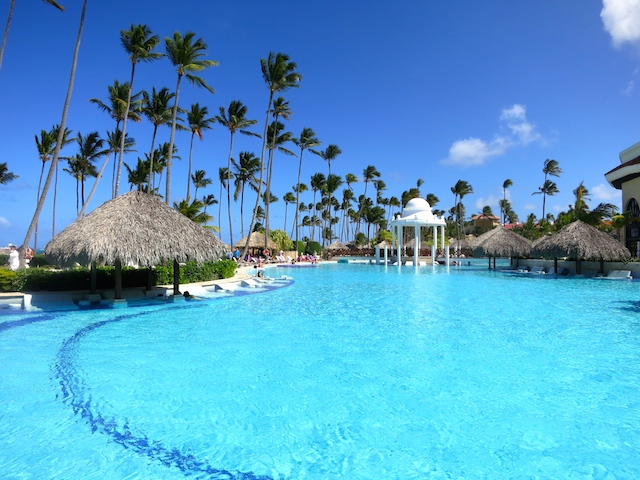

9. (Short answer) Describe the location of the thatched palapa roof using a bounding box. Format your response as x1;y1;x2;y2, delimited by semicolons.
326;240;347;250
473;227;532;258
45;191;227;267
233;232;278;251
530;220;630;261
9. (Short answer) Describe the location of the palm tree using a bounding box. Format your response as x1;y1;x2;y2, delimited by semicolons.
185;103;214;200
243;51;301;260
292;127;321;249
232;151;261;238
78;128;135;218
89;79;141;197
451;179;473;245
502;179;513;225
141;87;175;193
0;0;63;74
70;131;107;212
532;179;559;219
173;198;213;226
191;169;212;199
217;167;228;238
201;193;217;214
216;100;260;246
22;0;87;261
345;173;358;190
0;162;17;184
318;144;342;177
115;24;162;198
34;127;58;251
264;97;293;247
124;158;149;191
416;178;424;196
264;120;294;246
164;31;217;204
310;173;327;241
323;173;344;245
282;191;296;234
535;159;562;219
49;125;73;238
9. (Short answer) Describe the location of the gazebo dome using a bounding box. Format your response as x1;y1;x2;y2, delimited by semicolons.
395;197;444;225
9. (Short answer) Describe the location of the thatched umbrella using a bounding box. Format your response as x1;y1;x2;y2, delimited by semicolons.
474;227;532;269
530;220;631;274
326;240;347;250
45;191;227;298
233;232;278;255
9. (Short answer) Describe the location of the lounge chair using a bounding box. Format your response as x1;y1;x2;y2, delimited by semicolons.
528;266;546;274
599;270;632;280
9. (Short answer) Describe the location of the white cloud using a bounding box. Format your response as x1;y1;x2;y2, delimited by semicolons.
446;137;508;166
591;182;621;202
474;194;502;210
0;217;10;228
601;0;640;47
443;104;542;166
523;204;537;211
624;79;635;95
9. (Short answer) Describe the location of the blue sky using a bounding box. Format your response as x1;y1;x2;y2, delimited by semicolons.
1;0;639;249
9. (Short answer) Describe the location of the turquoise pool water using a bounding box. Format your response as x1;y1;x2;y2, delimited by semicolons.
1;263;640;479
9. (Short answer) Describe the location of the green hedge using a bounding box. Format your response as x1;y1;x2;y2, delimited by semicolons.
0;259;237;293
305;241;322;255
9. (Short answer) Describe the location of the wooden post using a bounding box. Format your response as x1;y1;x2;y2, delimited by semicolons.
173;259;181;296
114;259;122;299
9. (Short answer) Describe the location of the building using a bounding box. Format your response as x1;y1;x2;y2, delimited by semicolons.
605;141;640;254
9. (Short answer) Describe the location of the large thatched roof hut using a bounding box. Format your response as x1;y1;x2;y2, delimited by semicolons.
233;232;278;254
531;220;631;273
473;227;532;268
45;191;227;297
326;240;347;250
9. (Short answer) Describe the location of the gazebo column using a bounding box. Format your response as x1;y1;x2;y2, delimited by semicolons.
432;226;438;266
414;224;419;266
443;226;450;266
398;226;403;266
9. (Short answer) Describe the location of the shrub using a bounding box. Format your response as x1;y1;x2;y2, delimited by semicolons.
0;269;17;292
305;241;321;255
296;241;305;254
0;254;8;266
269;229;293;251
29;254;50;268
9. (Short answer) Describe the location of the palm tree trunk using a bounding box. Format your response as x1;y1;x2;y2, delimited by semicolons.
165;73;183;204
241;92;273;261
218;179;223;238
34;162;46;253
21;0;87;262
226;133;235;246
186;132;195;201
0;0;15;74
240;186;245;239
114;61;136;198
147;125;158;193
294;152;304;252
78;154;109;218
52;162;58;238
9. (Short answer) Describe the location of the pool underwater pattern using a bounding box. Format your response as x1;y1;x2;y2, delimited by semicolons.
1;278;293;480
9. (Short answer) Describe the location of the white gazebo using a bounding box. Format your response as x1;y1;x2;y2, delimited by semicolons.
389;198;448;266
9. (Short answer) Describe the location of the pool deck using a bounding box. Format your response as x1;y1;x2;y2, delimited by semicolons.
0;262;298;310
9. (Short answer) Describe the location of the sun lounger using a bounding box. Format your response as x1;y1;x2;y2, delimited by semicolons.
598;270;632;280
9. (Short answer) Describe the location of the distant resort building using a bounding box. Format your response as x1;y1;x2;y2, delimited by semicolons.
605;141;640;253
471;213;500;233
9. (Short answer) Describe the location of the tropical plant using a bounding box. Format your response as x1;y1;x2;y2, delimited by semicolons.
191;169;212;199
164;31;217;204
502;178;513;225
141;87;175;193
78;128;135;218
89;79;141;196
22;0;86;262
243;51;301;261
215;100;259;246
282;191;296;234
115;24;162;198
67;131;107;213
264;120;294;245
451;179;473;245
0;0;63;74
124;158;149;191
217;167;228;238
231;151;261;238
185;103;214;200
173;198;214;227
534;159;562;219
292;127;321;249
0;162;17;184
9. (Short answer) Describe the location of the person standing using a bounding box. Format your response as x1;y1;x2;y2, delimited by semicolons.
8;244;19;271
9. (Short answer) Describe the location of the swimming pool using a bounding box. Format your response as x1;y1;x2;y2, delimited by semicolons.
1;263;640;479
